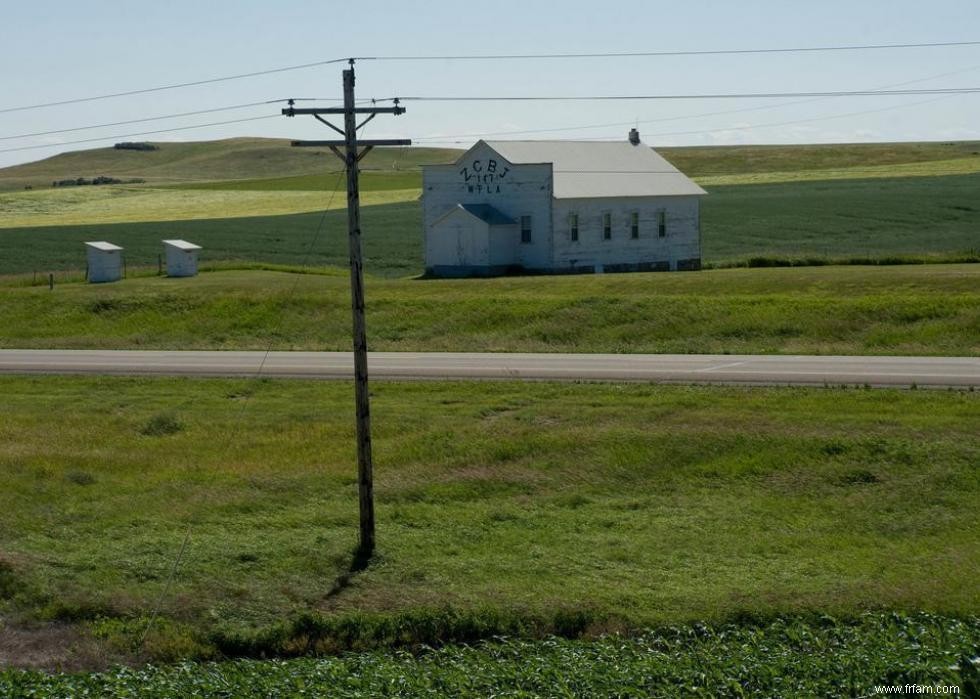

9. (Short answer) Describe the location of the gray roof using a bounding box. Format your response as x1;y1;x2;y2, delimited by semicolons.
460;203;516;225
480;140;706;199
162;239;202;251
84;241;123;252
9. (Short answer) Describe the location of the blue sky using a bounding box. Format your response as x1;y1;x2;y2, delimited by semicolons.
1;0;978;167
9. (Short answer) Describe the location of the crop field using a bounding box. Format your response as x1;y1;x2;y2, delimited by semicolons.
0;376;977;667
1;173;978;277
3;615;978;696
1;140;978;278
0;183;417;228
2;265;978;356
3;138;976;191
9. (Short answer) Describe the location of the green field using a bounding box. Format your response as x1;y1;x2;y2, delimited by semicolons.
0;139;457;191
3;615;978;696
2;266;977;356
0;376;977;668
0;184;417;228
662;140;980;180
3;137;978;191
2;138;979;685
2;139;978;277
1;173;978;278
174;170;424;192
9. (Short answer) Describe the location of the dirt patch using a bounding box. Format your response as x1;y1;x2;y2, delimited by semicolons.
0;622;118;672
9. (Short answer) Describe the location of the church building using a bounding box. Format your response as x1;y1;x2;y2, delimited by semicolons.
421;129;706;277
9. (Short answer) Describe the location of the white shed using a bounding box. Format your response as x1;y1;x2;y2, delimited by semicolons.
85;241;124;283
162;239;202;277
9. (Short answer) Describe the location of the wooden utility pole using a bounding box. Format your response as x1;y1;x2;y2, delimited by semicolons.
284;61;410;558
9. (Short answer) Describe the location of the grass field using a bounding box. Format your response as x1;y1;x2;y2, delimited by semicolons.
2;139;978;277
662;140;980;178
0;139;458;191
3;138;977;191
0;184;417;228
2;137;979;686
2;265;977;356
165;155;980;190
0;375;977;667
0;202;421;278
701;172;980;263
1;173;978;277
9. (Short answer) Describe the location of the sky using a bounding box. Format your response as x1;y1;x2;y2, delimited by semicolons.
0;0;978;168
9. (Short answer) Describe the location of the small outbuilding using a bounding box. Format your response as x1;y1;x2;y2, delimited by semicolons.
85;241;124;283
162;239;202;277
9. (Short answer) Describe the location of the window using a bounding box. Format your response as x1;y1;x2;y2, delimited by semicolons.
630;211;639;239
602;212;612;240
521;215;532;243
569;213;579;242
658;210;667;238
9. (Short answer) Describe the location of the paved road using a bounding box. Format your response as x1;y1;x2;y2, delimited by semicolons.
0;350;977;387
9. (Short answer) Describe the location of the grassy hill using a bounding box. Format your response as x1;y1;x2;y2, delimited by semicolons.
3;265;977;356
0;138;460;191
660;140;980;176
3;138;979;192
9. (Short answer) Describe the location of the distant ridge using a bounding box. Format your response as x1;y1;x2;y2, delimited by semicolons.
0;138;461;191
1;137;978;192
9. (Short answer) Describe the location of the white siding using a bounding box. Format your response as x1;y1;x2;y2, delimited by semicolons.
422;140;704;276
85;245;122;283
427;208;491;269
165;249;198;277
162;239;201;277
423;142;552;271
551;196;701;271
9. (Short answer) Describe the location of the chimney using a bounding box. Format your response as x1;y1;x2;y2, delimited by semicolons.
628;128;640;145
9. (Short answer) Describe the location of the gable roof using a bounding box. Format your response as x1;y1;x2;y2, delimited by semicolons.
460;203;517;225
477;140;706;199
432;203;517;227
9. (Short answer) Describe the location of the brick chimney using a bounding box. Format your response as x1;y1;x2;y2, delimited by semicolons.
628;128;640;145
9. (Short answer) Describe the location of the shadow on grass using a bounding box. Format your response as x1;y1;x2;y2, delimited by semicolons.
323;545;373;601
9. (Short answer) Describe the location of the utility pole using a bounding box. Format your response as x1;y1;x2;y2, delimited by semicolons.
284;61;410;559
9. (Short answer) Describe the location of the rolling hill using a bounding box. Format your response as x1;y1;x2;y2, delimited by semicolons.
0;138;461;191
3;138;979;192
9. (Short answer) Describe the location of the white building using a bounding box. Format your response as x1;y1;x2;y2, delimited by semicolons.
422;130;706;277
85;241;123;283
162;239;202;277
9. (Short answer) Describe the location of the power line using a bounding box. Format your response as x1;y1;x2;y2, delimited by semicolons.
396;87;980;102
643;95;960;140
0;98;395;144
6;81;973;150
358;40;980;62
417;94;962;145
0;114;279;154
3;39;976;116
0;100;287;142
409;64;980;143
0;58;351;115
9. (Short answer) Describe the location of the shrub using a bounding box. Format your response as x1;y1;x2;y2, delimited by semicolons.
140;413;183;436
